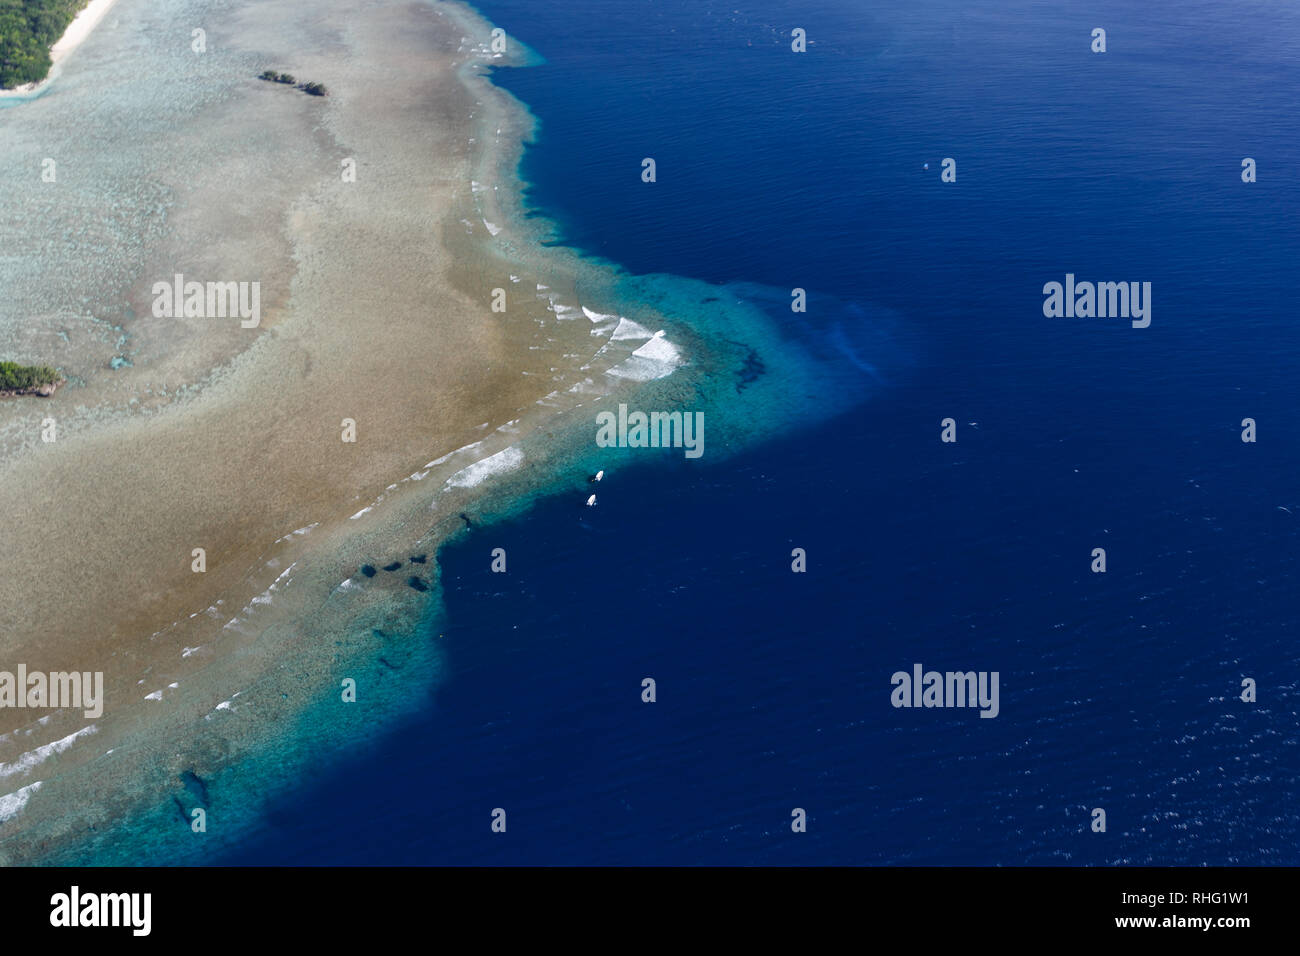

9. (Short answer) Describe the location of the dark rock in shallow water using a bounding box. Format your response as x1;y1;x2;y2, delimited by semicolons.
409;554;427;564
382;561;403;572
360;564;377;578
458;512;474;529
179;769;209;807
407;576;429;592
172;796;190;825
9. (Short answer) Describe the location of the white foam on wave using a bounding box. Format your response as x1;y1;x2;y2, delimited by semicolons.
0;781;42;823
274;522;319;544
610;317;654;341
204;691;242;721
0;725;99;782
445;446;524;489
425;439;484;469
244;562;297;611
483;220;502;236
349;431;524;525
588;320;654;366
636;330;680;361
606;357;669;381
606;331;684;382
581;306;623;335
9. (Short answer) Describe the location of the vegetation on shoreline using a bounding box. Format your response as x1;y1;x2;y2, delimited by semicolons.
258;70;328;97
0;360;61;393
0;0;92;89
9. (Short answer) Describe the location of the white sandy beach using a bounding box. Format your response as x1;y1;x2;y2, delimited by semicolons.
52;0;119;60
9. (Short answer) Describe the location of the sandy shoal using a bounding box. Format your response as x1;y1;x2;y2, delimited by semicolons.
0;0;686;861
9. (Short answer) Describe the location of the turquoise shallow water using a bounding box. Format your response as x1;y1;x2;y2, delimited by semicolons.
57;278;848;865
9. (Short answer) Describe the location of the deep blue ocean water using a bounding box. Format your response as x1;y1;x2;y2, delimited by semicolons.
223;0;1300;864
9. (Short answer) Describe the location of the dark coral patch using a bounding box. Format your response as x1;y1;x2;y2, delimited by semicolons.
180;769;210;807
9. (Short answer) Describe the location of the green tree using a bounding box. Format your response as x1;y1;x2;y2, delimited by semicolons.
0;361;60;390
0;0;94;90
